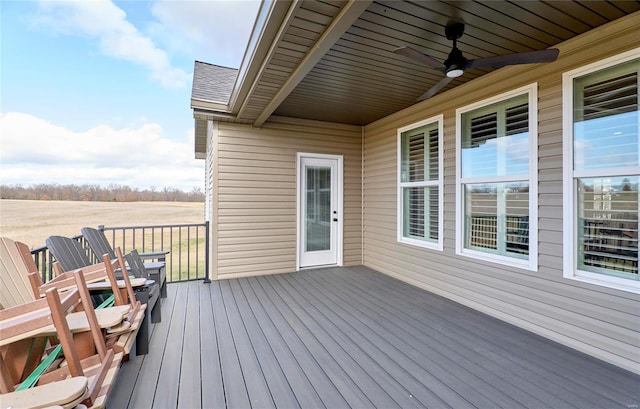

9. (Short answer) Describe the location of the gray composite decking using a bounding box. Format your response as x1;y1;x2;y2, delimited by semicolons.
110;266;640;408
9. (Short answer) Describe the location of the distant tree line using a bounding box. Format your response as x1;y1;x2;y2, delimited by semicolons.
0;184;205;202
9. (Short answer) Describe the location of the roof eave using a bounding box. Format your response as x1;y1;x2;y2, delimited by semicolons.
228;0;295;114
191;97;231;113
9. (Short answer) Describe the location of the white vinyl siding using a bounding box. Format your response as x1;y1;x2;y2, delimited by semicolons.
563;50;640;293
456;85;538;270
397;116;443;250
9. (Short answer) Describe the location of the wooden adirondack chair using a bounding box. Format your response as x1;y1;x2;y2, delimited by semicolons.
0;270;123;408
1;237;147;360
32;248;147;359
81;227;167;298
45;235;160;354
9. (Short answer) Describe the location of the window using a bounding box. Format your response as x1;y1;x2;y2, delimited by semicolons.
456;85;538;270
397;116;443;250
563;50;639;293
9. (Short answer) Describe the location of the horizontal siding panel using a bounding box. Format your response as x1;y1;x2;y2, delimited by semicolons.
218;236;296;252
219;174;295;183
218;180;293;189
218;151;294;162
218;165;296;176
218;208;295;217
219;215;295;224
217;158;295;169
212;119;362;280
218;246;295;267
219;228;293;238
218;262;296;278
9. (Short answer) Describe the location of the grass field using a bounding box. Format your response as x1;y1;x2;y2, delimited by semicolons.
0;199;205;248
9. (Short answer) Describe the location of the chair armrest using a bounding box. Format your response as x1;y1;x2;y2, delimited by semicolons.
138;250;169;261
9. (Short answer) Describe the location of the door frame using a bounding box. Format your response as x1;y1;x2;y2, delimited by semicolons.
296;152;344;270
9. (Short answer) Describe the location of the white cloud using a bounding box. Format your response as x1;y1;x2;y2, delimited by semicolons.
149;0;261;67
33;0;190;88
0;112;204;191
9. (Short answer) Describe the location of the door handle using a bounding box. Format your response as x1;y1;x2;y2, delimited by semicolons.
333;218;338;222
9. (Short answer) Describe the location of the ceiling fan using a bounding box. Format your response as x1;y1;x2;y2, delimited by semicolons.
394;23;559;101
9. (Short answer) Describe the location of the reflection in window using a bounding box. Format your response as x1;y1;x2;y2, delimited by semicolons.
574;70;638;170
462;96;529;178
398;118;442;249
465;183;529;258
570;58;639;282
458;90;534;266
578;177;638;278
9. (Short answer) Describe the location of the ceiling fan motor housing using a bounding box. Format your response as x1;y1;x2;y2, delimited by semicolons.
445;47;467;77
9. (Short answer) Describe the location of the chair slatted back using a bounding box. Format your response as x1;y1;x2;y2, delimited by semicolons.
45;236;92;273
81;227;116;261
0;237;37;308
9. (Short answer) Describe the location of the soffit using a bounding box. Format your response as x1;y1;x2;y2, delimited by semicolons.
251;0;640;126
236;0;350;122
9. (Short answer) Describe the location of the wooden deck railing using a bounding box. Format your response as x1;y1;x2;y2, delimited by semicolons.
31;222;210;284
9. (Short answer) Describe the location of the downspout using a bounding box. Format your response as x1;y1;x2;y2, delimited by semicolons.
361;125;365;266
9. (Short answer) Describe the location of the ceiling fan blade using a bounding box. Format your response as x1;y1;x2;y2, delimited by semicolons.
466;48;559;70
417;76;454;101
393;46;445;69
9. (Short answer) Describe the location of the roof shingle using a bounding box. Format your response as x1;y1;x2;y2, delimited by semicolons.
191;61;238;104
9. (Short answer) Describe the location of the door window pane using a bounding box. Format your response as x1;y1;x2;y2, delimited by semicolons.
306;166;331;252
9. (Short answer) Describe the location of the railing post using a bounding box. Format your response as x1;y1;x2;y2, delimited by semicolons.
203;220;211;283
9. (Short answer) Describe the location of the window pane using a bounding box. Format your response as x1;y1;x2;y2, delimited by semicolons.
573;60;639;170
465;182;529;258
462;95;529;178
578;176;638;279
403;186;439;242
465;184;498;251
505;185;529;256
401;124;438;182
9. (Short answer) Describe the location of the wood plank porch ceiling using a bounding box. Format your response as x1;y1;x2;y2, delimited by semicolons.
111;266;640;408
240;0;639;126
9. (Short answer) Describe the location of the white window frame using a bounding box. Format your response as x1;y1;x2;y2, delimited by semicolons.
397;115;444;251
456;84;539;270
562;48;640;293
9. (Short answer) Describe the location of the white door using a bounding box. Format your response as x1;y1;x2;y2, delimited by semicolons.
298;154;343;268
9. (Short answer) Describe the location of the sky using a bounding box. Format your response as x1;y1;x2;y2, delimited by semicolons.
0;0;261;191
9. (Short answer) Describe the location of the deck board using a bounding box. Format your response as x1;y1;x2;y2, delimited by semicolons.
112;266;640;409
152;279;188;408
178;282;203;408
345;267;615;406
310;268;557;408
290;270;513;408
259;274;376;408
210;278;252;408
229;279;300;408
125;284;178;409
237;278;326;408
199;278;226;409
344;266;631;407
